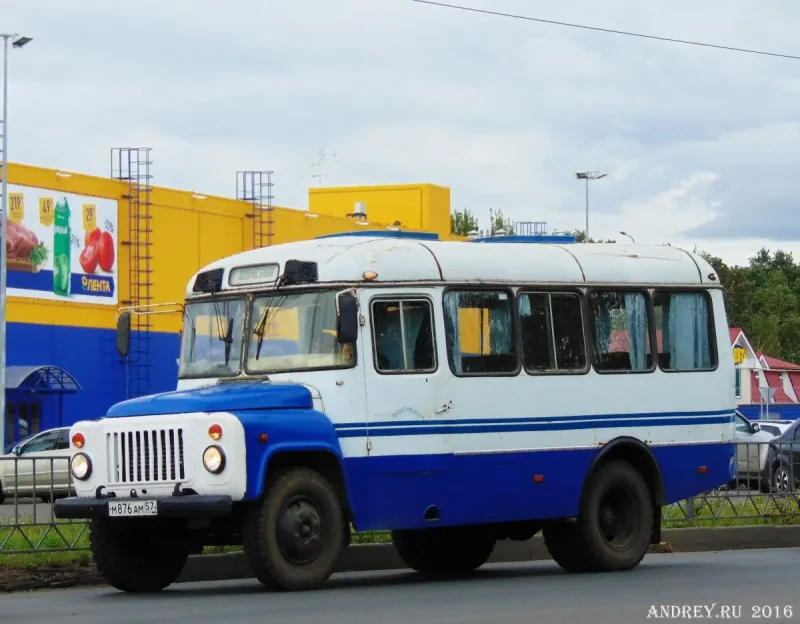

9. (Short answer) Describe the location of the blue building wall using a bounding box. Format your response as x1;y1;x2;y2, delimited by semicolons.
7;321;180;437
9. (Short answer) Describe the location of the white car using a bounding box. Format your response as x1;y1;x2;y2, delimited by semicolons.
0;427;74;504
732;412;793;492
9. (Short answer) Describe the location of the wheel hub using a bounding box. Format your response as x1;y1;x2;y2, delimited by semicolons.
597;484;638;550
276;497;324;566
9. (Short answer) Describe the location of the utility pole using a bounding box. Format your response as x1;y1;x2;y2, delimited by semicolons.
0;33;33;450
575;171;607;241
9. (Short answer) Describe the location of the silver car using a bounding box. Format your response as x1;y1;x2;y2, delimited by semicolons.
0;427;74;504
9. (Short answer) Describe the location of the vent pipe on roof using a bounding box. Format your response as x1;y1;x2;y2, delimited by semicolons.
346;201;367;221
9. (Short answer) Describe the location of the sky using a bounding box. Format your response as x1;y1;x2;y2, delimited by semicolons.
4;0;800;266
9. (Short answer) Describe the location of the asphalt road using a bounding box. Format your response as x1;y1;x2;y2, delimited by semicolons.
4;548;799;623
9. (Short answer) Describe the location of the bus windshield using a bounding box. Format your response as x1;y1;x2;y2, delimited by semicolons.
247;290;354;374
179;298;247;378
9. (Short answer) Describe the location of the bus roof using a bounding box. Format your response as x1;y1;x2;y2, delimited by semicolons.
186;235;719;296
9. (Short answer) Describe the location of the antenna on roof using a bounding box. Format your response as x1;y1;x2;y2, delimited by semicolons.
311;148;336;186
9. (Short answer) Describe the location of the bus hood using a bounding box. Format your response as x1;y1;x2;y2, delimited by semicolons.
104;381;313;418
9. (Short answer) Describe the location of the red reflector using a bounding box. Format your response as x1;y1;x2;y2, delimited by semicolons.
697;465;708;474
533;474;544;483
259;433;269;444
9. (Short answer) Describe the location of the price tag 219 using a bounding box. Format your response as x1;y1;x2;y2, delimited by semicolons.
8;193;24;224
82;204;96;232
39;197;55;227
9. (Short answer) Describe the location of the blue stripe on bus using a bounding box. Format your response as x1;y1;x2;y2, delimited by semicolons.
332;408;734;430
335;413;733;438
332;409;735;437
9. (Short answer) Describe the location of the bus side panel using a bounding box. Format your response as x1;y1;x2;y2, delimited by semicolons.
343;447;597;532
653;442;736;505
343;439;734;532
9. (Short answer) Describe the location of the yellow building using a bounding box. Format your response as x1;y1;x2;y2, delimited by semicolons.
2;159;456;445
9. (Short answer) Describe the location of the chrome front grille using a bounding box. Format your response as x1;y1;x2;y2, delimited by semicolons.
106;428;186;484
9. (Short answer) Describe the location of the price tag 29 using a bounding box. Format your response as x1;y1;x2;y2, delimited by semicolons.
83;204;96;232
8;193;24;224
39;197;55;227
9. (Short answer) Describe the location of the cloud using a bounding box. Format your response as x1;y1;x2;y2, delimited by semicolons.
5;0;800;263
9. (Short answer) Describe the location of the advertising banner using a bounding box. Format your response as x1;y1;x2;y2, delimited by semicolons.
3;183;119;305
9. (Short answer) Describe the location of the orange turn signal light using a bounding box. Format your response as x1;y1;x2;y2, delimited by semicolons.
72;432;85;449
697;465;707;474
533;474;544;483
208;424;223;440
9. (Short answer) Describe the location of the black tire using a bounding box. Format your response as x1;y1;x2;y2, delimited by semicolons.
543;459;653;573
89;519;188;592
391;525;496;577
771;459;794;494
242;467;344;591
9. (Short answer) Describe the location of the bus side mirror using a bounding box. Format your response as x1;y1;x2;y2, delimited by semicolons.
116;312;131;356
336;292;359;344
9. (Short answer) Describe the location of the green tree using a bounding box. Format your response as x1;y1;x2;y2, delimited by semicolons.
450;208;479;237
488;209;515;236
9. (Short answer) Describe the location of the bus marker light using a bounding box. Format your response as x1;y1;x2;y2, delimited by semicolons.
533;474;544;483
209;424;223;440
72;433;85;448
259;433;269;444
697;465;707;474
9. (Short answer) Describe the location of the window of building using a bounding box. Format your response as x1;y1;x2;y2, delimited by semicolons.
653;291;715;371
588;290;652;372
443;290;517;375
518;292;586;372
372;299;436;373
735;367;742;398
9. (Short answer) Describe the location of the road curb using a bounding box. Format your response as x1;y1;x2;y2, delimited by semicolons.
175;525;800;584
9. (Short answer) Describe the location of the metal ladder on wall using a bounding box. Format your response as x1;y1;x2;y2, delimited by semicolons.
236;171;274;249
111;147;153;399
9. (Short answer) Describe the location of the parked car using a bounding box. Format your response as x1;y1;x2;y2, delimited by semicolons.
732;412;793;492
765;419;800;494
0;427;74;504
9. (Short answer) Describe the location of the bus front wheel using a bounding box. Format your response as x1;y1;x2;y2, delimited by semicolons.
243;466;345;591
89;519;189;592
543;459;653;573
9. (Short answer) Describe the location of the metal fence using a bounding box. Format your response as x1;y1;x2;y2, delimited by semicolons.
1;442;798;556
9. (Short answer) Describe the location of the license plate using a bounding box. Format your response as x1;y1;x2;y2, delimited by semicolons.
108;500;158;517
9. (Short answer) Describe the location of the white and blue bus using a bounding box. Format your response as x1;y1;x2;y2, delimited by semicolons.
55;231;736;592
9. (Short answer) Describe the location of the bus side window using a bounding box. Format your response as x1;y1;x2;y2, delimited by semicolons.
518;292;586;372
588;290;653;373
653;290;715;371
442;290;518;376
372;299;436;374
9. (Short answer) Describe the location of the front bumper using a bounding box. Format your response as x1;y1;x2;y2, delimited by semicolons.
54;493;233;520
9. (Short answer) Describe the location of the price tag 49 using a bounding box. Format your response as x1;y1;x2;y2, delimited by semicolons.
39;197;55;227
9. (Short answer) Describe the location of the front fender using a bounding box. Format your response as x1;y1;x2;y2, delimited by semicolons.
232;409;347;501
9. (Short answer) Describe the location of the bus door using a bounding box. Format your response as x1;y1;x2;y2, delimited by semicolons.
359;289;448;523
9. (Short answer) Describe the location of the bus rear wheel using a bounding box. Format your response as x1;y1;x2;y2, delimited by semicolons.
543;459;653;574
243;467;344;591
391;526;496;577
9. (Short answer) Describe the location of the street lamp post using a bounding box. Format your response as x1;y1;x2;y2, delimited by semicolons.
0;33;32;451
620;231;635;244
575;171;607;241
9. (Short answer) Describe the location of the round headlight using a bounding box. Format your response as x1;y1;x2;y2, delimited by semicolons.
203;445;225;474
71;453;92;480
